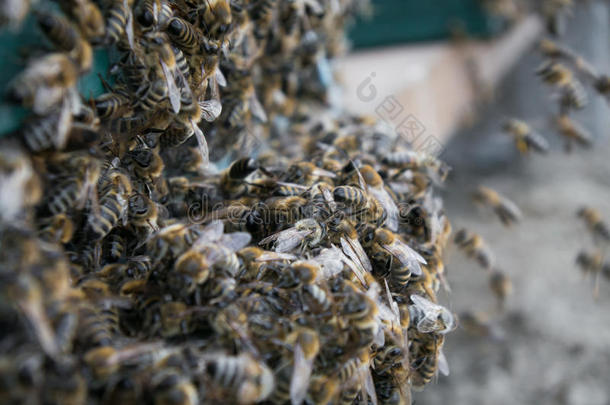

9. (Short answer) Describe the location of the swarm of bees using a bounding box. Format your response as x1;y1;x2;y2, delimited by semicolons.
0;1;457;404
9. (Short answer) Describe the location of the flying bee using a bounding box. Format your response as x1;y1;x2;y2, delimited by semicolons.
472;185;522;226
577;207;610;244
453;228;495;270
575;249;610;297
459;310;505;340
542;0;573;36
8;53;78;115
489;270;513;311
537;61;588;111
203;352;275;403
88;170;132;241
555;115;593;151
135;0;173;31
502;118;550;155
409;294;455;334
259;218;325;253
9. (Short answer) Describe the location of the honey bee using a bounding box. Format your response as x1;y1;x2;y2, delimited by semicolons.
575;249;610;296
259;218;325;253
555;115;593;151
333;185;386;226
577;207;610;244
203;352;275;404
283;161;336;186
123;147;165;185
409;294;455;334
282;327;320;405
135;0;173;31
47;153;101;215
150;368;198;405
220;157;261;197
199;0;232;40
453;228;495;270
537;61;588;112
38;213;74;244
9;53;78;115
342;292;380;347
362;227;426;288
306;374;339;405
328;216;372;284
458;310;505;340
489;270;512;311
86;168;132;241
472;185;522;226
542;0;573;36
169;249;210;297
410;332;447;389
58;0;105;43
128;193;159;235
166;17;202;53
502;118;550;155
105;0;135;46
381;149;451;184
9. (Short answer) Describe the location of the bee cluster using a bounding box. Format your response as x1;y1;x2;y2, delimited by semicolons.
0;0;456;404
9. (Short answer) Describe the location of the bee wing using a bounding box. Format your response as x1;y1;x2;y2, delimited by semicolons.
255;251;298;262
437;349;450;377
290;343;313;405
160;59;181;114
191;120;209;167
359;366;378;405
249;91;268;123
340;251;367;286
215;68;227;87
308;167;337;179
218;232;252;251
340;236;372;273
192;220;224;248
369;186;399;232
259;228;312;253
124;0;135;51
383;241;426;276
311;246;344;280
199;99;222;122
410;294;441;320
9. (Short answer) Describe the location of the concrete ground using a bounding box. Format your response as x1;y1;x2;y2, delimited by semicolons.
413;4;610;404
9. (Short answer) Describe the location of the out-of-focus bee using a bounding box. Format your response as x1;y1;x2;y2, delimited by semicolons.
342;292;379;347
459;310;505;341
57;0;106;43
135;0;173;31
38;213;74;244
555;115;593;151
409;294;455;334
105;0;135;46
0;142;42;222
47;152;101;215
453;228;494;270
0;0;30;28
203;352;275;404
88;169;133;240
8;53;78;115
575;249;610;296
502;119;550;155
149;368;198;405
542;0;573;36
306;374;339;405
537;61;588;112
577;207;610;244
472;185;522;226
147;222;201;263
489;270;512;311
169;249;210;297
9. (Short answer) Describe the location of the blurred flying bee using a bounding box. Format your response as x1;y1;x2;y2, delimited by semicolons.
575;249;610;296
577;207;610;244
472;185;522;226
489;270;512;311
409;294;455;334
537;61;588;113
459;310;505;340
554;115;593;151
502;118;550;155
453;228;495;270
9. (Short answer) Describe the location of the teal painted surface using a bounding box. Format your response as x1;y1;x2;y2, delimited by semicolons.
349;0;507;48
0;15;111;136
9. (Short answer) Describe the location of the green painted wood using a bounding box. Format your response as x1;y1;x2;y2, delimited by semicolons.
349;0;507;48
